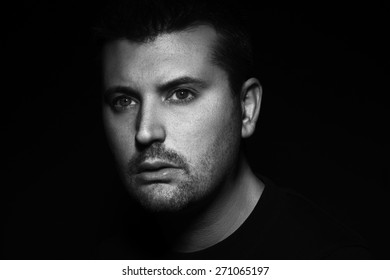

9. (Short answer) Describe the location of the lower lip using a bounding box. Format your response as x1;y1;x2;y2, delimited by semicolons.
135;168;183;183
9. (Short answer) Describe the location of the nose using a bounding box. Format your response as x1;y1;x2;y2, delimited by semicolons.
135;100;166;147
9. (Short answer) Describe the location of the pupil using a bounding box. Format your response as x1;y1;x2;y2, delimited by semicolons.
120;97;129;106
177;90;188;99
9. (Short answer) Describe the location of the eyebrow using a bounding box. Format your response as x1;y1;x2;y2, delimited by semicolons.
104;76;208;97
157;76;208;92
104;85;137;97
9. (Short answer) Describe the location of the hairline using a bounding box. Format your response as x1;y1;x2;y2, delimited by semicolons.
103;21;241;98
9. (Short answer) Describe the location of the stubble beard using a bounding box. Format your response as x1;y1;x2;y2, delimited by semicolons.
129;174;206;213
124;143;217;214
123;108;241;214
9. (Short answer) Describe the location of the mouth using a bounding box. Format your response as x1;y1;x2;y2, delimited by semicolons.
137;160;180;173
134;160;183;183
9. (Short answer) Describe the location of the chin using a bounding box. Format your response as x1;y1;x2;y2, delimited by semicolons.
130;182;193;213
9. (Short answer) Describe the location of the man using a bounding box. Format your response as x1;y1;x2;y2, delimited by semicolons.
96;0;370;259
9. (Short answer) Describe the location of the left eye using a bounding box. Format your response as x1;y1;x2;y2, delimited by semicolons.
168;89;195;102
111;95;137;111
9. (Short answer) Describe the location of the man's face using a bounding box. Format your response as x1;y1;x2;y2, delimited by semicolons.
102;26;242;213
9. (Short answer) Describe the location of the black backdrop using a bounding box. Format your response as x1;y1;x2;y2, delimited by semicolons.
2;0;389;259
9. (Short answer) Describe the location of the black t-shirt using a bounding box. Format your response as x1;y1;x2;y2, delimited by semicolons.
99;176;371;259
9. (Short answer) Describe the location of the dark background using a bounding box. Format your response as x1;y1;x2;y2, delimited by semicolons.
2;0;389;259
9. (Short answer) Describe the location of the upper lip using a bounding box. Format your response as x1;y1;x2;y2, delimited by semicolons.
137;160;180;173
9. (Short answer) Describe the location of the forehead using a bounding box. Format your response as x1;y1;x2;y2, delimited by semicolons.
103;25;222;88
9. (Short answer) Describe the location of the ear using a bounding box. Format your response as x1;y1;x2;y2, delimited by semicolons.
240;78;262;138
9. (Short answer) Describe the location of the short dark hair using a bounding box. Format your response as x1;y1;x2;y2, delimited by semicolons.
94;0;254;96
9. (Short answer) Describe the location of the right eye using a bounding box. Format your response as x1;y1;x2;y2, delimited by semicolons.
111;95;137;111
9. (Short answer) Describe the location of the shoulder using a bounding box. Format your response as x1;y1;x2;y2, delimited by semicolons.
247;176;371;259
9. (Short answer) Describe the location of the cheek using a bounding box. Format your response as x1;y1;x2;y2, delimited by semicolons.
169;98;241;164
103;111;136;165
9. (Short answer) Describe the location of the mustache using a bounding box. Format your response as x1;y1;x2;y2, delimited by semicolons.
127;143;189;175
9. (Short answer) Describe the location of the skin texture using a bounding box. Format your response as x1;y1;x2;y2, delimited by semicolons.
103;26;242;211
102;25;264;251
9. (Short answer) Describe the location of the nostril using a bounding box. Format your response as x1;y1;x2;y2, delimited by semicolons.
135;103;166;146
135;122;166;147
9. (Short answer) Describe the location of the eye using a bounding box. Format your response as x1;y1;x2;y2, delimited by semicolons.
111;95;137;111
168;89;196;103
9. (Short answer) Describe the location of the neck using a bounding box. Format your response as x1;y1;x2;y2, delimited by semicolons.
158;153;265;253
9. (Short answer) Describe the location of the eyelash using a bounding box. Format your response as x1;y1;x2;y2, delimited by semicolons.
166;88;196;104
110;95;137;111
108;88;197;112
